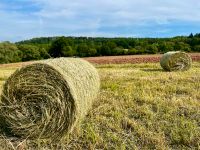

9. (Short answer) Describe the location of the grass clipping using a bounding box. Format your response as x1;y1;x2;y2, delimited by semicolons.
160;51;192;71
0;58;100;140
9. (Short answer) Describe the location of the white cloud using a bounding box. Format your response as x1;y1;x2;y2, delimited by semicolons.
33;0;200;21
0;0;200;41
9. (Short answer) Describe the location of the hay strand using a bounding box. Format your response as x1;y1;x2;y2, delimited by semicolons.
160;51;192;71
0;58;100;140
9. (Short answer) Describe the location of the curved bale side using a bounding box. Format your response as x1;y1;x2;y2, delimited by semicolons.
0;58;100;140
160;51;192;71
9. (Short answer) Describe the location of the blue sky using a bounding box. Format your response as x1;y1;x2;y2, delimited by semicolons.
0;0;200;42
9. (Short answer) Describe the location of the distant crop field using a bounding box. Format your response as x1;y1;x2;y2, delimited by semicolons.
85;53;200;64
0;53;200;67
0;62;199;149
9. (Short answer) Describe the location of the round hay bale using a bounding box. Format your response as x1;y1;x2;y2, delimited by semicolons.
0;58;100;140
160;51;192;71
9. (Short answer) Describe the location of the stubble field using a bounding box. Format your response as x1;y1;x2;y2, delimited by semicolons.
0;57;199;149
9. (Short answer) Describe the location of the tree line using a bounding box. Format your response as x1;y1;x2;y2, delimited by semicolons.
1;33;200;64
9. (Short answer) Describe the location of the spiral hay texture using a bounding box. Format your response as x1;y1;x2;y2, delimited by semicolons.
160;51;192;71
0;58;100;140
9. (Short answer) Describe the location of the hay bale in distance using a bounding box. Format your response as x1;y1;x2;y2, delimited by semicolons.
0;58;100;140
160;51;192;71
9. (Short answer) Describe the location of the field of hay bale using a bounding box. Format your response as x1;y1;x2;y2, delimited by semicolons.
0;60;199;149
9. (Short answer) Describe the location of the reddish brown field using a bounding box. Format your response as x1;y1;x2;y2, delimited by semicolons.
85;53;200;64
0;53;200;68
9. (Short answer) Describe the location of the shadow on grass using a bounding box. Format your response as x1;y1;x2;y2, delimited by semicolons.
0;77;7;81
141;68;164;72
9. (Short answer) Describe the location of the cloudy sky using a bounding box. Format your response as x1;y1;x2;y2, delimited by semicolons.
0;0;200;42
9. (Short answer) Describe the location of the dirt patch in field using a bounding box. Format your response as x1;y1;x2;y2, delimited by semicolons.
0;53;200;67
85;53;200;64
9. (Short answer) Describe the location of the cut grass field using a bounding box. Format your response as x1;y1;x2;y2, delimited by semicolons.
0;62;199;149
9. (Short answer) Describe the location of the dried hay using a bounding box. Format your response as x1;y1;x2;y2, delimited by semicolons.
160;51;192;71
0;58;100;141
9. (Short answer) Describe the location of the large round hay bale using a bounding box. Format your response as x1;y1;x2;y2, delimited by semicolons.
0;58;100;140
160;51;192;71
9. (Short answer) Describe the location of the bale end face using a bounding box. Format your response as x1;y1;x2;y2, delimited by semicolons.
160;51;192;71
0;58;100;140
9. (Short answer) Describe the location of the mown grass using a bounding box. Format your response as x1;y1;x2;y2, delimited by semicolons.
0;62;199;150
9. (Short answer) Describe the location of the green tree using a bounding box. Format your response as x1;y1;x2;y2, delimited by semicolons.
17;44;41;61
188;33;194;38
106;41;117;50
39;48;50;59
135;46;145;54
129;40;136;48
193;45;200;52
76;43;96;57
77;43;89;57
0;42;21;63
174;42;191;52
194;33;200;38
116;39;129;48
128;48;138;55
158;42;174;53
100;45;112;56
49;37;74;57
112;47;125;55
188;37;200;47
88;48;97;56
147;44;158;54
62;46;75;57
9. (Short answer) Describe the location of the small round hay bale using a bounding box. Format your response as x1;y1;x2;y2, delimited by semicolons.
0;58;100;140
160;51;192;71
